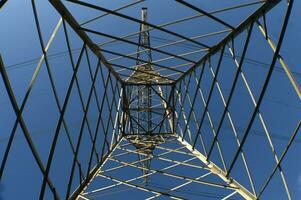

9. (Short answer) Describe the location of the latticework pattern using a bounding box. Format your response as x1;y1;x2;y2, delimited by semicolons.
0;1;300;199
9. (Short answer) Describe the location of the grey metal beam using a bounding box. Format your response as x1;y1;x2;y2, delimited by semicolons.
175;0;235;30
65;0;210;49
68;137;124;200
175;1;280;83
0;0;8;9
49;0;123;82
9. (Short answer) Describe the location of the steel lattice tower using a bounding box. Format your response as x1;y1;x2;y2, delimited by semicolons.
126;8;167;184
0;1;300;200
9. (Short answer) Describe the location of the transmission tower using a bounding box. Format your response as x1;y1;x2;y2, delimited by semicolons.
0;1;300;200
125;7;173;184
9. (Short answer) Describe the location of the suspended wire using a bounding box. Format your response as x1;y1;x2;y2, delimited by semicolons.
3;35;140;71
0;76;299;143
149;35;301;79
1;112;300;145
1;27;299;145
4;33;301;79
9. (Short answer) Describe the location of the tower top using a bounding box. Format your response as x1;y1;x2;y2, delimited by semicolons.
141;7;148;32
127;7;169;84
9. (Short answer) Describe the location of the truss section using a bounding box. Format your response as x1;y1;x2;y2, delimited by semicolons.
0;1;299;200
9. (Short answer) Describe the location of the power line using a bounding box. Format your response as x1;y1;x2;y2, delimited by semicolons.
3;35;140;71
1;113;299;146
149;35;301;79
3;34;301;80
